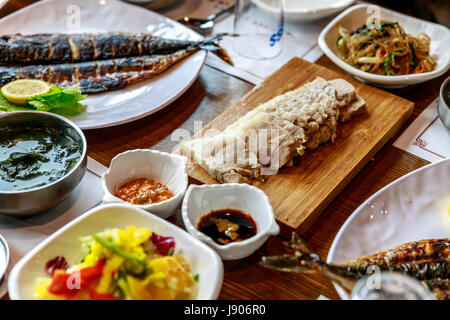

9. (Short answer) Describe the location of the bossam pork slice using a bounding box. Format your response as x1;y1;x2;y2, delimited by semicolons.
179;77;366;183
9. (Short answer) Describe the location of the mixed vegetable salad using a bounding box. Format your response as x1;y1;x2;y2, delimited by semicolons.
34;226;198;300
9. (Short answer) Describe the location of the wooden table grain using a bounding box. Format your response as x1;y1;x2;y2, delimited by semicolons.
1;0;448;300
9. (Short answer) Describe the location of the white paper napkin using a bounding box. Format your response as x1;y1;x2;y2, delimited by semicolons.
205;14;328;85
161;0;331;85
394;98;450;163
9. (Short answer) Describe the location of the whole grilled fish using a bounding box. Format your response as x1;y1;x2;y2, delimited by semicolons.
261;233;450;300
0;32;204;64
0;34;233;93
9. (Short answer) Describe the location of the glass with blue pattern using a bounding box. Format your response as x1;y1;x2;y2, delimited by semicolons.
233;0;284;60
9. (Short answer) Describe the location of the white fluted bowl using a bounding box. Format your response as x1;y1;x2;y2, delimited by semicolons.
182;183;280;260
102;149;188;219
8;203;223;300
318;4;450;88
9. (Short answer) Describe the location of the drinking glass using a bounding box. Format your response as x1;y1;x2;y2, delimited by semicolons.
351;272;434;300
233;0;284;60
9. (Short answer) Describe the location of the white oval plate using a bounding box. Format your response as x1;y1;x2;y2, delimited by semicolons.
8;203;224;300
0;0;205;129
318;4;450;88
327;158;450;299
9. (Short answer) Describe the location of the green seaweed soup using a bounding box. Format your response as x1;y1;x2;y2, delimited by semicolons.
0;127;82;191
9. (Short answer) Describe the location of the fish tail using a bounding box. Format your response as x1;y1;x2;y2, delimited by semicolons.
261;233;360;291
260;233;323;272
260;254;317;273
195;33;235;66
286;232;316;255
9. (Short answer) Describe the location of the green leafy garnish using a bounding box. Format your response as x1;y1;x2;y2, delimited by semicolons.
410;44;417;69
167;247;174;256
382;55;394;76
193;274;199;282
93;234;146;265
0;94;28;111
0;83;86;116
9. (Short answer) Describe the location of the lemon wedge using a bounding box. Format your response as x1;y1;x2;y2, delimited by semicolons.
1;79;50;104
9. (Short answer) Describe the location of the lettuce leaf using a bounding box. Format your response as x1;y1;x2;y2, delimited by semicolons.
0;83;87;116
0;93;28;112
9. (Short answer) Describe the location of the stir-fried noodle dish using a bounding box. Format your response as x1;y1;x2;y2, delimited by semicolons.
336;21;436;76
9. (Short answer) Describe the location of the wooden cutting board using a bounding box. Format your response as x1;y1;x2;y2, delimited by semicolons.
185;57;414;235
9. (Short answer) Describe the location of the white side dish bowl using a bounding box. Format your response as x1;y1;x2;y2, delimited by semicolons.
8;203;224;300
130;0;177;10
0;233;9;282
102;149;188;219
327;158;450;299
253;0;354;22
318;4;450;88
182;183;280;260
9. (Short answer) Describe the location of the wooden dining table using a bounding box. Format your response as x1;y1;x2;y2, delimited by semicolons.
1;0;448;300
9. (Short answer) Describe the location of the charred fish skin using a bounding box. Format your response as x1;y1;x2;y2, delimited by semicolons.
346;238;449;266
0;48;198;92
0;65;16;85
0;34;232;93
0;35;51;64
0;32;198;64
78;49;198;93
424;279;450;300
344;238;450;280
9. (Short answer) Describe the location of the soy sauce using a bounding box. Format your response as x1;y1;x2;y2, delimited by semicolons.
197;209;257;245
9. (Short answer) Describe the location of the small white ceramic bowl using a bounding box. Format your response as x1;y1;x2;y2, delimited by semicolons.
182;183;280;260
8;203;223;300
0;232;9;281
318;4;450;88
253;0;354;22
101;149;188;219
126;0;177;10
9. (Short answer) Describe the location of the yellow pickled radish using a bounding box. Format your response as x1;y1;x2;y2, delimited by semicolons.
1;79;50;104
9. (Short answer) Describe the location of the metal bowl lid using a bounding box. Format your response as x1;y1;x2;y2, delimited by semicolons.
0;233;9;281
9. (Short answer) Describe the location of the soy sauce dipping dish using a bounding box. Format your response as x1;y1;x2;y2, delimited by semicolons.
0;111;87;216
182;183;280;260
101;149;188;219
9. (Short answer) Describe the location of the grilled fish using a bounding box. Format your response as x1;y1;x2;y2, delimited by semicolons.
0;32;210;64
0;34;233;93
261;233;450;299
